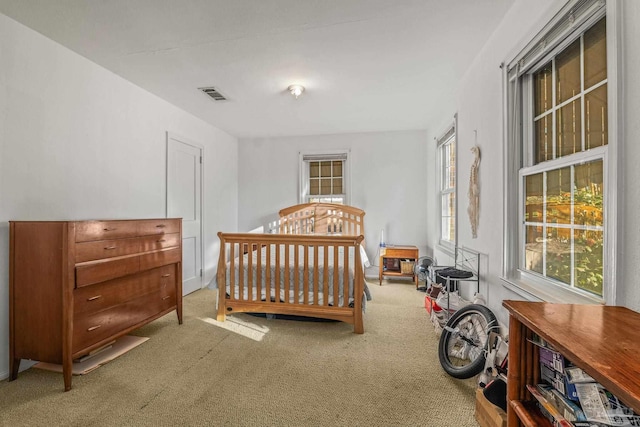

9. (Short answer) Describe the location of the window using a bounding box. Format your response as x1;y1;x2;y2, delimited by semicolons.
438;123;456;248
299;151;349;204
504;0;616;302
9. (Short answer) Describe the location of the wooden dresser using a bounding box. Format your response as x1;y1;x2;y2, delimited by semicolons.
9;218;183;391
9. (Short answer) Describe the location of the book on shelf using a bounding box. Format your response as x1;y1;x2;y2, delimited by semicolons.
537;383;587;422
527;384;574;427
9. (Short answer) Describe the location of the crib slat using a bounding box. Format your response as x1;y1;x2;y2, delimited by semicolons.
284;244;290;304
313;245;319;305
275;243;281;304
343;245;349;307
229;243;236;301
247;243;253;301
294;244;300;304
303;245;309;305
333;245;339;307
239;243;245;301
256;242;262;302
265;243;271;304
323;245;329;306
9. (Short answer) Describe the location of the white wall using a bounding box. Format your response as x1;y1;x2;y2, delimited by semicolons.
0;14;238;379
620;0;640;310
426;0;640;326
238;130;430;269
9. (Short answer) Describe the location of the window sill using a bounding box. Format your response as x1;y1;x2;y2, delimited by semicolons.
501;276;603;305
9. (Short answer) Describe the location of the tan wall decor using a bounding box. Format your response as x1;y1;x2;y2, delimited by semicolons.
468;145;480;238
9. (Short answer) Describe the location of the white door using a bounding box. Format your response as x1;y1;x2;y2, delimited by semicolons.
167;133;203;296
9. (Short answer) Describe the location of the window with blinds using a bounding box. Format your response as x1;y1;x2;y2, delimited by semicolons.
300;151;349;204
504;0;616;302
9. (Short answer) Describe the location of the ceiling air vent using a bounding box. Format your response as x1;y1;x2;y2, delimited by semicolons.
199;87;228;101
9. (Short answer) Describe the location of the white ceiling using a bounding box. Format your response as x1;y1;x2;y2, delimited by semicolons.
0;0;514;138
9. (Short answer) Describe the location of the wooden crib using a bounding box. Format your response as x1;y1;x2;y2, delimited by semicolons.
216;203;367;333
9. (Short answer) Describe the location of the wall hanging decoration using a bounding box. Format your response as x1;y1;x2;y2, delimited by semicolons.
468;143;480;238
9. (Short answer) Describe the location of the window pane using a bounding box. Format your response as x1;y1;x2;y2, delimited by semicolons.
448;143;456;188
310;162;319;178
585;84;608;149
534;62;553;116
320;162;331;177
310;179;319;195
575;160;603;227
443;165;452;190
556;39;581;104
546;167;571;225
524;225;544;274
332;161;343;177
534;114;552;164
545;226;572;285
441;193;455;241
442;139;456;191
574;229;603;296
584;18;607;89
333;178;342;194
319;178;331;194
557;99;582;158
525;173;544;223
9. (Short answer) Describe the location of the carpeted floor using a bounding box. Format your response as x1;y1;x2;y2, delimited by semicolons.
0;280;478;426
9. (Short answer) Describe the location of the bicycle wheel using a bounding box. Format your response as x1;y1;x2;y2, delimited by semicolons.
438;304;498;379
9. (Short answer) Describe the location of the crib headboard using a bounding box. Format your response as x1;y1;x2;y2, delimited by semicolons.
278;203;365;236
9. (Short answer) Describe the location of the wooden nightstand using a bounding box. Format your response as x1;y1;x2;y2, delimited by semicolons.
379;245;419;287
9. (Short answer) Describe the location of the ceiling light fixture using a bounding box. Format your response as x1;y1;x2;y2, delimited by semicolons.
288;84;305;99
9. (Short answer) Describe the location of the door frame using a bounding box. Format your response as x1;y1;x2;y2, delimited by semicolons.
166;131;205;292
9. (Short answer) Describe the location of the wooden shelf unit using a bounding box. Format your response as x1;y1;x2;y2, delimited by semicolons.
379;245;419;287
503;300;640;426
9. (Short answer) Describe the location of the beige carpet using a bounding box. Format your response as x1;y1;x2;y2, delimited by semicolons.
0;280;478;426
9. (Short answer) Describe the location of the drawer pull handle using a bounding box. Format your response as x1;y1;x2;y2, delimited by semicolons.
87;295;102;301
87;325;102;332
156;224;166;228
157;239;166;243
104;246;117;250
103;227;117;232
161;274;171;278
162;295;171;300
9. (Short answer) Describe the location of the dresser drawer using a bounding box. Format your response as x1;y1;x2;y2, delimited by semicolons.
75;233;179;263
75;237;142;263
76;256;140;288
74;265;176;315
75;220;139;242
137;219;181;236
139;248;181;271
73;290;176;353
139;233;180;253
